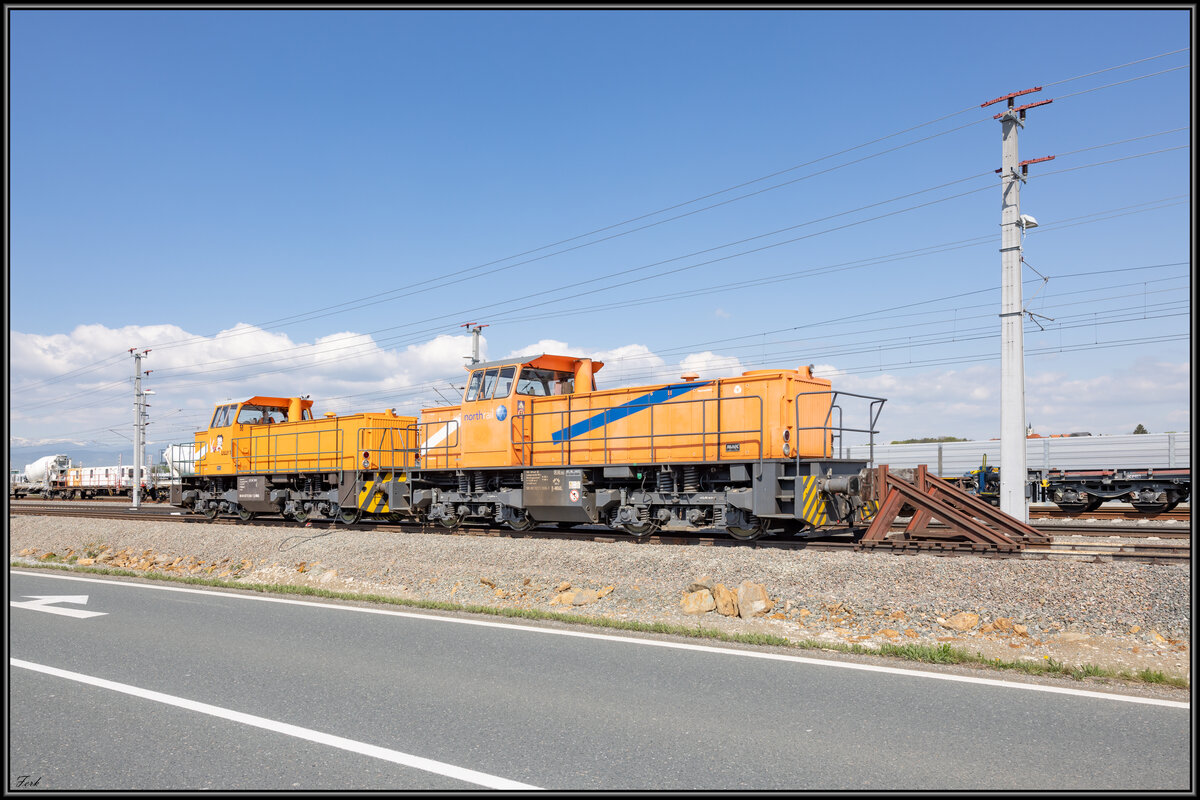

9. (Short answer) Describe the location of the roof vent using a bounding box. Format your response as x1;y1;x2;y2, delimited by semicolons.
680;372;700;382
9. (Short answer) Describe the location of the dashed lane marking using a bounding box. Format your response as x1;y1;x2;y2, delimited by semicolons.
10;658;540;791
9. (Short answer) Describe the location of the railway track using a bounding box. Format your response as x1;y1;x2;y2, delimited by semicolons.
10;503;1188;563
1029;505;1190;522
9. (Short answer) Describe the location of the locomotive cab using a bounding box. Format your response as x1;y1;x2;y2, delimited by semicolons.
195;396;315;475
421;354;603;469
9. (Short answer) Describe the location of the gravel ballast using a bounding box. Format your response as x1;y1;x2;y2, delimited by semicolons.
9;515;1191;684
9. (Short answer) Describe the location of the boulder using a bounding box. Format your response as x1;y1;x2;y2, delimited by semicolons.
681;589;716;615
938;612;980;632
713;583;739;617
736;582;773;619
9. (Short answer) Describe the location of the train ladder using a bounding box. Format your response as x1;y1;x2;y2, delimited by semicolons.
860;464;1051;553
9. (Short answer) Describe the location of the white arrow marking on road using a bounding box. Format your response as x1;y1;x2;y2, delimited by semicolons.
10;595;108;619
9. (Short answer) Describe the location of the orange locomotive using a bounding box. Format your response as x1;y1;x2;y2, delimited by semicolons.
170;354;885;539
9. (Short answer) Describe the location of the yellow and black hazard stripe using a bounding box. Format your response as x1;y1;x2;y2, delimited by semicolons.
798;477;831;527
858;497;881;522
357;472;407;513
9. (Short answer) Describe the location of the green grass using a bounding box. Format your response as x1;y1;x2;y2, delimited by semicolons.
12;559;1188;690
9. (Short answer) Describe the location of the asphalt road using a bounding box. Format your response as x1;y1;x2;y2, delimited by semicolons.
9;570;1191;791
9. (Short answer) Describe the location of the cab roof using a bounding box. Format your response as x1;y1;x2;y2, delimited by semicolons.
462;354;605;374
232;396;314;410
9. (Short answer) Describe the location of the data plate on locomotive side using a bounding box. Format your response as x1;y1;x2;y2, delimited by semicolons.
237;475;266;502
523;468;594;522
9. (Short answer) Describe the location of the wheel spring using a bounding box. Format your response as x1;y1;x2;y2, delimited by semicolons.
457;473;470;493
713;505;727;528
656;470;675;493
682;465;699;493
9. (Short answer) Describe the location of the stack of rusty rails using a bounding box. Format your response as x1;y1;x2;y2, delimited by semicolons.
859;465;1052;555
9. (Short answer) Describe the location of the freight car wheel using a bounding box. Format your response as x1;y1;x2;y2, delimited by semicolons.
1131;502;1169;515
236;506;256;522
1054;502;1089;514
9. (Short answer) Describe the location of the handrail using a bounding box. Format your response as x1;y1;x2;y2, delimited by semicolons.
234;427;347;473
357;423;421;469
511;393;765;467
792;390;887;467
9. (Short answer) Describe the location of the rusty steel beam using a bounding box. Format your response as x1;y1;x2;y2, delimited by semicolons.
859;465;1032;552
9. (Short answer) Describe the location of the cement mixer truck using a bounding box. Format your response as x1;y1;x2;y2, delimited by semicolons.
12;454;70;498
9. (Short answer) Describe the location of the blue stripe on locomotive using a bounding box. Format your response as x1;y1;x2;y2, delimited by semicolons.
551;381;712;444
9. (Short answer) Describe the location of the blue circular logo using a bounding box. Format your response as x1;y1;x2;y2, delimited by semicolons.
496;405;508;421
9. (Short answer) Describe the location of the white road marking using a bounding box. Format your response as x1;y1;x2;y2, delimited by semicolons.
10;658;540;791
10;594;107;618
11;570;1189;709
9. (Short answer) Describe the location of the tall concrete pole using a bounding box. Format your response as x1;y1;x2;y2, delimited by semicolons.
998;108;1027;522
132;349;144;509
982;87;1053;523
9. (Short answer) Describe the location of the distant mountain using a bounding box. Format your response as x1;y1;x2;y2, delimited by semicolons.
9;444;172;473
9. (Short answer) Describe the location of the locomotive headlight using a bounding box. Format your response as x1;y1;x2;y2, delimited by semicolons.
783;429;791;442
783;442;791;456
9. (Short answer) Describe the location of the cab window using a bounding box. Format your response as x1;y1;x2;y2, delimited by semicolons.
211;404;236;428
516;368;575;397
465;370;484;402
479;368;499;401
493;366;515;398
237;406;286;424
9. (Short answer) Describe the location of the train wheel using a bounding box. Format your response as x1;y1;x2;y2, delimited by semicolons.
292;507;309;524
620;521;658;539
727;522;765;541
507;513;534;532
1054;502;1088;514
1131;502;1169;516
201;504;219;520
236;506;256;523
338;508;362;525
438;514;461;530
1084;498;1104;512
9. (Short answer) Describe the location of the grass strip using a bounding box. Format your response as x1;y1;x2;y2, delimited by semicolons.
12;560;1188;689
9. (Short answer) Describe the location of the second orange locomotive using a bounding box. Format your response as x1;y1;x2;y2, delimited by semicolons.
170;353;884;539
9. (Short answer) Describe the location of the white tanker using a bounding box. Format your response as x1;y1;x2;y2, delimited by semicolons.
23;454;71;484
161;444;198;478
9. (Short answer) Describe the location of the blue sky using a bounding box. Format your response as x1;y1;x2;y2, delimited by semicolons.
8;8;1192;466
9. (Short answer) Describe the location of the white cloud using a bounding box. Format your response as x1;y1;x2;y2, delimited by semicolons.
679;351;745;380
9;323;1189;458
